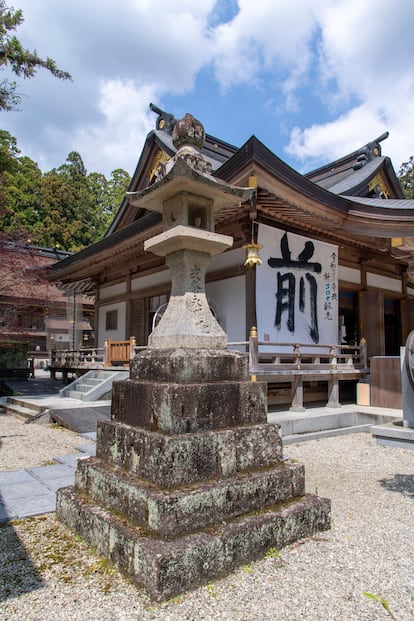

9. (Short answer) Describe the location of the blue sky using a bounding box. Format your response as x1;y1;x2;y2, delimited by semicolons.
2;0;414;178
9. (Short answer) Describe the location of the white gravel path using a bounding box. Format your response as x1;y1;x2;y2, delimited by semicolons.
0;413;94;471
0;416;413;621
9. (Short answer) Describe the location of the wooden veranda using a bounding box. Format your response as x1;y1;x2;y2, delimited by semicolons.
47;331;369;408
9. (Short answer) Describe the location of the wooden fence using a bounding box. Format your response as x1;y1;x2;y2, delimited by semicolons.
243;328;368;410
48;331;369;409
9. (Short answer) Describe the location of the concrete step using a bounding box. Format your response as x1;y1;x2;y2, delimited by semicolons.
4;402;42;420
268;406;400;438
75;384;93;393
80;378;103;386
282;424;373;445
65;390;85;400
7;397;45;413
59;370;128;401
371;421;414;450
94;371;112;378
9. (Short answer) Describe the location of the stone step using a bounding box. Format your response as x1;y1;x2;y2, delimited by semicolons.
57;485;330;602
75;456;305;537
65;390;85;400
3;402;42;421
75;383;93;393
97;420;283;488
112;379;267;433
7;397;45;413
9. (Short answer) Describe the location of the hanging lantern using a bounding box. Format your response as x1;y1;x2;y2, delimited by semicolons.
244;242;262;268
244;213;262;268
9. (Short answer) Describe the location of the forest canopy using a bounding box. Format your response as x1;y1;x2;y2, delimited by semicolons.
0;130;131;251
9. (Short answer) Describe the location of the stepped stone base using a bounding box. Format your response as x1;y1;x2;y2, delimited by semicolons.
56;348;330;600
57;488;330;601
96;420;284;487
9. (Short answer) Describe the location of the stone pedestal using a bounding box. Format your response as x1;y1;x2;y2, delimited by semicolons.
57;349;330;601
57;112;330;600
371;339;414;449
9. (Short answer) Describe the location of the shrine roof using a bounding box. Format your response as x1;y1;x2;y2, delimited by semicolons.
47;211;161;282
47;111;414;286
305;132;404;198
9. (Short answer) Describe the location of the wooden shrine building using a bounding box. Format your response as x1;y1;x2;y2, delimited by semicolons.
48;106;414;399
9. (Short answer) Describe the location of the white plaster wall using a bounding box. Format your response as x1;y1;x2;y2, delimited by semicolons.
208;247;245;272
99;282;127;300
367;272;402;293
98;301;127;346
206;275;245;342
339;265;361;285
131;270;170;292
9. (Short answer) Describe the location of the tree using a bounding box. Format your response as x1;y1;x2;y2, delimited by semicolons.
104;168;131;229
35;152;131;252
1;132;131;251
0;0;71;111
398;156;414;199
0;130;42;239
0;127;19;171
36;152;95;252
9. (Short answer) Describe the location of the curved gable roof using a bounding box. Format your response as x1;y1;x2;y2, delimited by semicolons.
305;132;404;198
106;127;237;236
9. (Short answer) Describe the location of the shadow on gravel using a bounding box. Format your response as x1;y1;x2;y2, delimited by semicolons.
379;473;414;499
0;436;45;601
0;520;45;602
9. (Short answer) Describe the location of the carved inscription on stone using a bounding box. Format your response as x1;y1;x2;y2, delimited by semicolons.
190;265;211;333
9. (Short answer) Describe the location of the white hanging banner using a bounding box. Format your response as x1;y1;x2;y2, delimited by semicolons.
256;224;338;349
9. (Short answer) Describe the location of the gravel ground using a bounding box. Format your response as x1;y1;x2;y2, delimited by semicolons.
0;413;94;470
0;415;413;621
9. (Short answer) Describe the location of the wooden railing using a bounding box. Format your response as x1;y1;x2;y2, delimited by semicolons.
103;337;137;366
50;347;105;369
49;337;139;377
236;328;369;410
49;332;369;409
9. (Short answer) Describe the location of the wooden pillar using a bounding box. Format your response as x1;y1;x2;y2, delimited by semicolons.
290;376;305;411
327;376;340;407
103;339;109;366
245;267;257;341
249;326;258;381
400;298;414;343
358;290;384;358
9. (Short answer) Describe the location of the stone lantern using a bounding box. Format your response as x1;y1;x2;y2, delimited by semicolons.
56;112;330;602
126;112;252;349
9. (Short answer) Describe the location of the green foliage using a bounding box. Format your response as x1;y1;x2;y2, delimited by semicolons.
0;341;27;368
2;152;42;235
206;580;218;598
265;546;280;559
362;591;398;620
0;128;19;171
398;156;414;199
0;0;71;110
0;132;131;251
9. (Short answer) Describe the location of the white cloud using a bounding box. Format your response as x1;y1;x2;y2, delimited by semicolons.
5;0;219;175
15;0;216;92
211;0;318;94
286;105;388;170
285;0;414;168
69;80;158;175
4;0;414;178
